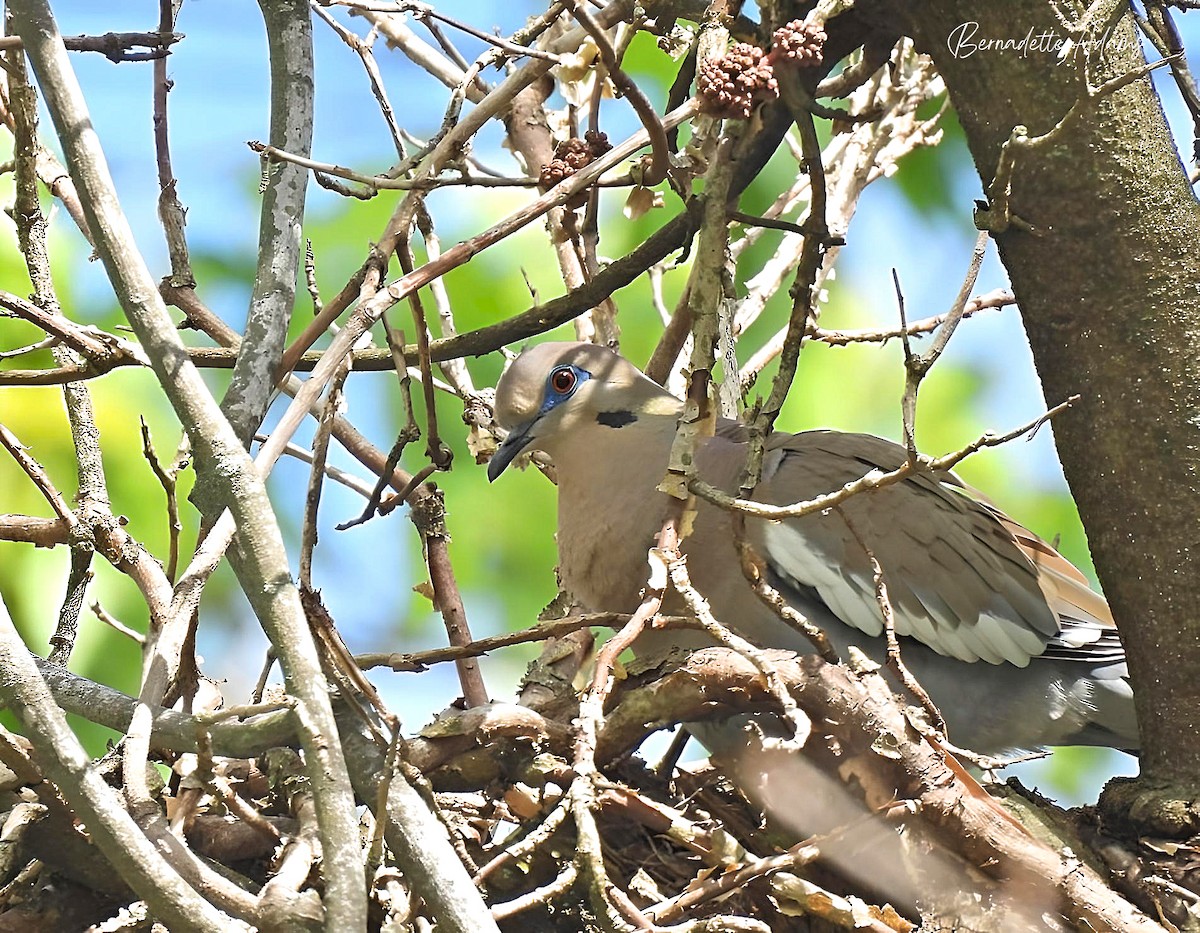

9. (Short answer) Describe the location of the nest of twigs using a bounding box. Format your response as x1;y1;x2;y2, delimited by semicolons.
4;624;1198;933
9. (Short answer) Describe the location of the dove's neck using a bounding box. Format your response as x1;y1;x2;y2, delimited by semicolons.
552;404;681;612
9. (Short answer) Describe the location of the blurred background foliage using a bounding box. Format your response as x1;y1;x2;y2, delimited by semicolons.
0;0;1156;804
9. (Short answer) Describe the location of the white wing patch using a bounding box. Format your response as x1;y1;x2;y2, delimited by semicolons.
762;521;1050;667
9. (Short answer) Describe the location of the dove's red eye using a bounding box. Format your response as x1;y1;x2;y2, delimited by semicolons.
550;366;577;394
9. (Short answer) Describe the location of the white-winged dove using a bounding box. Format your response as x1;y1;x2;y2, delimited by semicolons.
488;341;1138;753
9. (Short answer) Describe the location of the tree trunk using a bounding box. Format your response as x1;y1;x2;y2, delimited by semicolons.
858;0;1200;831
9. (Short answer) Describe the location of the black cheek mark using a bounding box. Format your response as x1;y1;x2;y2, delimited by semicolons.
596;410;637;428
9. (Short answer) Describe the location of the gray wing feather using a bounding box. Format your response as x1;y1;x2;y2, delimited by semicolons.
752;430;1060;666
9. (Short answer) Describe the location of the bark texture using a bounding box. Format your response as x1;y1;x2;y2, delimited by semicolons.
859;0;1200;823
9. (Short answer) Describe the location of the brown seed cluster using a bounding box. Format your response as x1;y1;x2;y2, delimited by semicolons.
697;20;828;120
538;131;612;189
771;18;828;68
696;42;778;120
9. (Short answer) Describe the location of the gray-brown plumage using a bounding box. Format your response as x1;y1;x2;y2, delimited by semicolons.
488;341;1137;753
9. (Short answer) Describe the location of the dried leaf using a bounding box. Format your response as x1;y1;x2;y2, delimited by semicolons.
466;424;498;463
678;501;698;539
504;783;543;820
628;867;665;903
646;547;670;592
656;468;690;500
623;185;662;220
412;580;436;605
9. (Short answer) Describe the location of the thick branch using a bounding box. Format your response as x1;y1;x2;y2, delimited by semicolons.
7;4;368;925
220;0;315;447
0;595;231;930
876;0;1200;813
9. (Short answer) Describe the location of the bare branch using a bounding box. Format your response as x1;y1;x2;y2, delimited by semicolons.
152;0;192;287
8;5;367;922
691;396;1080;522
0;30;181;60
411;489;490;708
0;424;76;524
0;592;233;931
219;0;315;447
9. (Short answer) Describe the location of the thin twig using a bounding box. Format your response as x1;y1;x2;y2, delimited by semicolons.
329;0;567;63
299;354;351;590
303;240;323;314
0;335;57;358
365;720;403;880
491;863;578;921
739;86;830;495
356;612;687;671
0;424;76;524
730;516;839;662
415;204;474;394
418;14;470;74
810;290;1015;346
139;418;183;583
569;514;678;930
301;587;395;726
245;150;541;192
397;229;452;471
0;290;143;365
668;553;811;743
362;8;483;100
311;1;407;159
474;800;570;884
729;209;808;236
153;0;193;287
837;507;947;734
411;489;490;708
91;601;145;645
691;396;1081;522
256;436;376;499
565;0;670;185
648;844;821;924
334;453;406;528
895;230;989;459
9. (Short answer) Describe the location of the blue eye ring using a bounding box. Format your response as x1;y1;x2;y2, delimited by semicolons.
539;364;590;414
